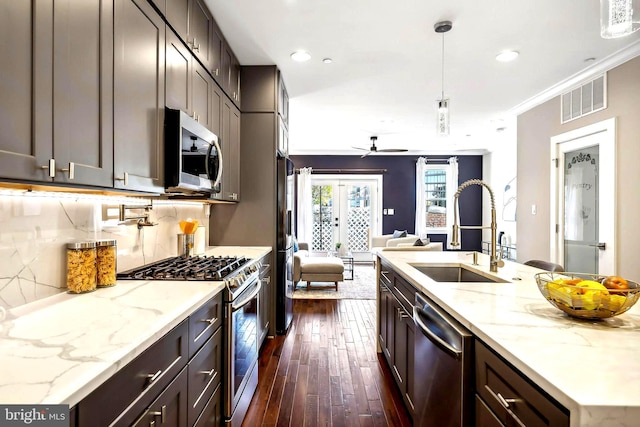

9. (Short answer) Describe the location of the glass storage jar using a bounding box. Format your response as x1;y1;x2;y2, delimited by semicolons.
96;239;117;287
66;242;97;293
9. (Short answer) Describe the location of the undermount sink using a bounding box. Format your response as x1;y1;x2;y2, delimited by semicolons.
410;264;508;283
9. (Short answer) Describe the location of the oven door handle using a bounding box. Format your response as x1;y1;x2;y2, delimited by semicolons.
205;137;223;189
231;280;262;312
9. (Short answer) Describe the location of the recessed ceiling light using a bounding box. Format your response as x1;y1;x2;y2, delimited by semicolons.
495;51;519;62
290;50;311;62
322;58;333;64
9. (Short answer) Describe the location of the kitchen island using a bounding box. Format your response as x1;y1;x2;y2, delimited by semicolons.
0;246;270;409
377;250;640;427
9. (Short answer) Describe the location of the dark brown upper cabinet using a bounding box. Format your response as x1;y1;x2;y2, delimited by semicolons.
165;0;214;74
210;21;224;85
113;0;165;194
222;44;241;107
219;97;241;202
166;27;221;136
166;28;193;115
0;0;113;187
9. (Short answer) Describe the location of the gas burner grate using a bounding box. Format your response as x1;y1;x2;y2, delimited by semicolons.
117;255;249;281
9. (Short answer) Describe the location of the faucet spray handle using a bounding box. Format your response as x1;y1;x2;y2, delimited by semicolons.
451;224;460;247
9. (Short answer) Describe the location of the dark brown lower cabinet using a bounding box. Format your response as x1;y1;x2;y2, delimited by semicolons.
76;292;223;427
475;340;569;426
377;261;415;416
378;260;571;427
77;320;189;427
132;367;189;427
475;395;503;427
193;384;222;427
187;327;222;425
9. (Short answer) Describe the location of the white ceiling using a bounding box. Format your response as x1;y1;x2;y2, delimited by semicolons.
206;0;640;156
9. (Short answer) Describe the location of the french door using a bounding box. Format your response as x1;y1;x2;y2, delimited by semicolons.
310;175;382;257
550;118;616;274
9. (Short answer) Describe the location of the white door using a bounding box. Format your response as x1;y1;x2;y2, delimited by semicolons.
550;118;616;274
310;175;382;258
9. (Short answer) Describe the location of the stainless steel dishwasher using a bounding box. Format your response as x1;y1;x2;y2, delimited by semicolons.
413;293;473;427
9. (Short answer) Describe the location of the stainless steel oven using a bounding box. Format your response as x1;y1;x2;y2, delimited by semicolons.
224;274;261;427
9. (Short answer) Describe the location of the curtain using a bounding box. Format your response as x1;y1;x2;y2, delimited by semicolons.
297;167;313;244
414;157;427;239
446;156;459;249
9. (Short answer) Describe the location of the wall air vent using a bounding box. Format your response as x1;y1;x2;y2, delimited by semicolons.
561;74;607;124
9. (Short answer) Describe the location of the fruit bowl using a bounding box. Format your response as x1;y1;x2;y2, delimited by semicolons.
535;272;640;319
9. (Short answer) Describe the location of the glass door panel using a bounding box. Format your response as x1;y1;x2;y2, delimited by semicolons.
310;176;381;258
311;183;336;251
563;146;599;273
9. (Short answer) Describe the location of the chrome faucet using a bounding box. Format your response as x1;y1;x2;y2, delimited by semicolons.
451;179;504;272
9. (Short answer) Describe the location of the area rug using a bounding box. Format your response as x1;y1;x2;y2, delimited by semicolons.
293;263;376;300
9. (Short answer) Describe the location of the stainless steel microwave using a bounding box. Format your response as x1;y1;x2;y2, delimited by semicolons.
164;108;222;194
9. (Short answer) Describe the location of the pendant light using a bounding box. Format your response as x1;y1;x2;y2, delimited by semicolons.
435;21;452;136
600;0;640;38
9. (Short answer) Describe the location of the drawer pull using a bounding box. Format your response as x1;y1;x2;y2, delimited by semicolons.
146;369;162;383
199;368;216;376
201;317;217;325
150;405;166;423
496;392;519;409
150;421;155;426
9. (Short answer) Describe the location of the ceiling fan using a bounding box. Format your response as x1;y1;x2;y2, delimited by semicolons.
352;136;408;158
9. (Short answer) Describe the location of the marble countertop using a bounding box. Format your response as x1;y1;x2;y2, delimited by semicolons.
0;246;271;407
377;250;640;427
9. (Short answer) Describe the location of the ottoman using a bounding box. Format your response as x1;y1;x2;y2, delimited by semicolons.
298;256;345;291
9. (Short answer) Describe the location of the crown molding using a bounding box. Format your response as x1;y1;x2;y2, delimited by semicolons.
509;39;640;116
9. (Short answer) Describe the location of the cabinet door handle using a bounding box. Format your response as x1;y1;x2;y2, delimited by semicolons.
40;159;56;178
199;368;216;376
150;405;166;423
115;172;129;186
496;392;518;408
192;37;200;52
215;68;219;76
146;369;162;384
396;307;410;319
201;317;217;325
59;162;75;180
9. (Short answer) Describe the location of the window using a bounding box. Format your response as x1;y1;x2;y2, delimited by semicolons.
415;157;457;239
424;168;447;229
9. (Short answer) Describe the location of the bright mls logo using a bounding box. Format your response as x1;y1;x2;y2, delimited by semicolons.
0;405;68;426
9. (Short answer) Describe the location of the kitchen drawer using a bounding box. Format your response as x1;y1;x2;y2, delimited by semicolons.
379;267;392;288
475;340;569;427
188;291;222;358
187;325;222;425
392;272;416;311
193;383;222;427
131;366;188;427
77;320;189;427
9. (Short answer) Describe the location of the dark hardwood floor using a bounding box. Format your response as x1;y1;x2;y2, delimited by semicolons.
243;299;412;427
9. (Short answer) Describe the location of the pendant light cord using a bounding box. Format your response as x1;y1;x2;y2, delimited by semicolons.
441;32;445;100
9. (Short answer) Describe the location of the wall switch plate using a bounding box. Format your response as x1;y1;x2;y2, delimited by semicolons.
531;204;537;215
388;208;394;215
383;209;388;215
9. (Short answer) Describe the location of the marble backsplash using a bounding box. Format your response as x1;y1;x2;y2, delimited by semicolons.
0;192;209;309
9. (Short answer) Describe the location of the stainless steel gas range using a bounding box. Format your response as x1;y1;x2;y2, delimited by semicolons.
117;255;262;427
